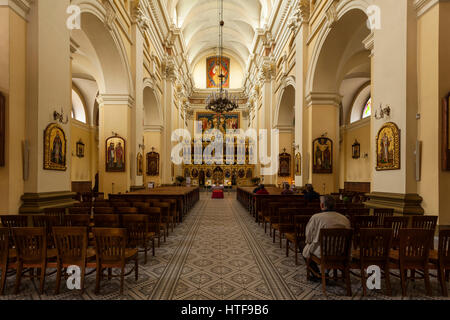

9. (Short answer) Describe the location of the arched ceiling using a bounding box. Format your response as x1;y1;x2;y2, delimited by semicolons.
164;0;273;66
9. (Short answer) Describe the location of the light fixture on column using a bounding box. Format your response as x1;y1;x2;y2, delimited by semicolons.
53;108;68;124
205;0;239;114
374;103;391;120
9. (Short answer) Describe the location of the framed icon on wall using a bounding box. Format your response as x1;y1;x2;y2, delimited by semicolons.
105;135;126;172
44;123;67;171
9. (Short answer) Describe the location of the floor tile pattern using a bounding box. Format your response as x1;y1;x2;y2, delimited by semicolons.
1;191;448;300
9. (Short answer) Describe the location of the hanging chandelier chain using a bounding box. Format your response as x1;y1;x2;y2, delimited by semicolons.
206;0;239;114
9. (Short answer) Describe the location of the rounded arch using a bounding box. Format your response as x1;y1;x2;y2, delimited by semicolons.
72;0;133;96
306;2;371;95
143;79;163;128
274;82;295;129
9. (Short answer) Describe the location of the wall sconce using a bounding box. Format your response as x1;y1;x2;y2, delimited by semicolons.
352;139;360;159
374;103;391;120
53;108;68;124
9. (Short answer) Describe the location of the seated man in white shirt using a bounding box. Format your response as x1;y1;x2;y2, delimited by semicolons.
302;194;351;281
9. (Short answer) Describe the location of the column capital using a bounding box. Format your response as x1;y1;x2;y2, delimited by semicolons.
143;124;164;133
162;57;177;81
290;0;310;34
305;92;342;108
96;94;135;108
0;0;32;20
132;1;150;32
258;57;276;82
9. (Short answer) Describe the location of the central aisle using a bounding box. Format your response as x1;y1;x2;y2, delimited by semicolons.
147;192;305;300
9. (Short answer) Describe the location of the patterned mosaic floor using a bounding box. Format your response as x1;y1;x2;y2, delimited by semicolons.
1;191;449;300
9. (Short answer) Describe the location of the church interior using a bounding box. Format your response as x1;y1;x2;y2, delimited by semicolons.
1;0;450;301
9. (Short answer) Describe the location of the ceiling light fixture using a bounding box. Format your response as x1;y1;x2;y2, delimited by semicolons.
205;0;239;114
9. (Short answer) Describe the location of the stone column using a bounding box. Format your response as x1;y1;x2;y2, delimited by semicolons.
161;58;176;184
290;0;310;187
20;0;76;213
365;0;423;214
0;0;29;213
130;15;145;189
258;57;276;184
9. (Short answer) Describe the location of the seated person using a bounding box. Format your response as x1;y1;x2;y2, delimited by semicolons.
255;184;269;195
281;183;294;195
303;184;320;202
253;185;261;193
302;195;351;280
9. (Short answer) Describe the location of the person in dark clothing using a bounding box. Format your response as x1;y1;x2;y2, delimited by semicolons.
93;172;99;193
281;183;294;194
303;184;320;202
253;185;261;193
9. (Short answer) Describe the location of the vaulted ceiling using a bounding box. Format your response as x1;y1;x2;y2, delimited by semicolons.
164;0;273;68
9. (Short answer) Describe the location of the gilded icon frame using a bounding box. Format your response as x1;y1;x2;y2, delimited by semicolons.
376;122;400;171
44;123;67;171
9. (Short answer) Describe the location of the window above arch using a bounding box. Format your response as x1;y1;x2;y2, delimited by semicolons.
362;97;372;119
71;89;87;124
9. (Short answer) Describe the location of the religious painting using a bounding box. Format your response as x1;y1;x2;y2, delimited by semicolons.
352;140;360;159
246;168;253;179
278;151;291;177
105;135;125;172
206;168;212;178
206;56;230;88
44;123;67;171
376;122;400;171
295;153;301;175
146;151;160;176
238;168;245;178
191;168;199;179
196;112;240;134
312;137;333;174
0;92;5;167
225;169;231;178
184;168;190;178
442;93;450;170
136;153;143;176
76;139;85;158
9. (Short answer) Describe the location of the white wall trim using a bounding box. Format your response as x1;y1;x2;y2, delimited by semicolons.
305;92;343;108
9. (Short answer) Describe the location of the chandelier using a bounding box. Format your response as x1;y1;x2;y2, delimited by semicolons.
205;0;239;114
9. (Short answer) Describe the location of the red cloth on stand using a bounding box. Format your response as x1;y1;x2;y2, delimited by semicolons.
212;189;224;199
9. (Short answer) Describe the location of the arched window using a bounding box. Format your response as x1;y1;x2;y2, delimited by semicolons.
71;89;87;123
362;97;372;119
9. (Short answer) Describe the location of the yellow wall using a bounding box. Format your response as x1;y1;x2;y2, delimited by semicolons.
99;104;131;197
307;105;339;194
342;120;371;185
144;131;162;186
70;121;94;183
0;9;27;214
277;131;294;185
